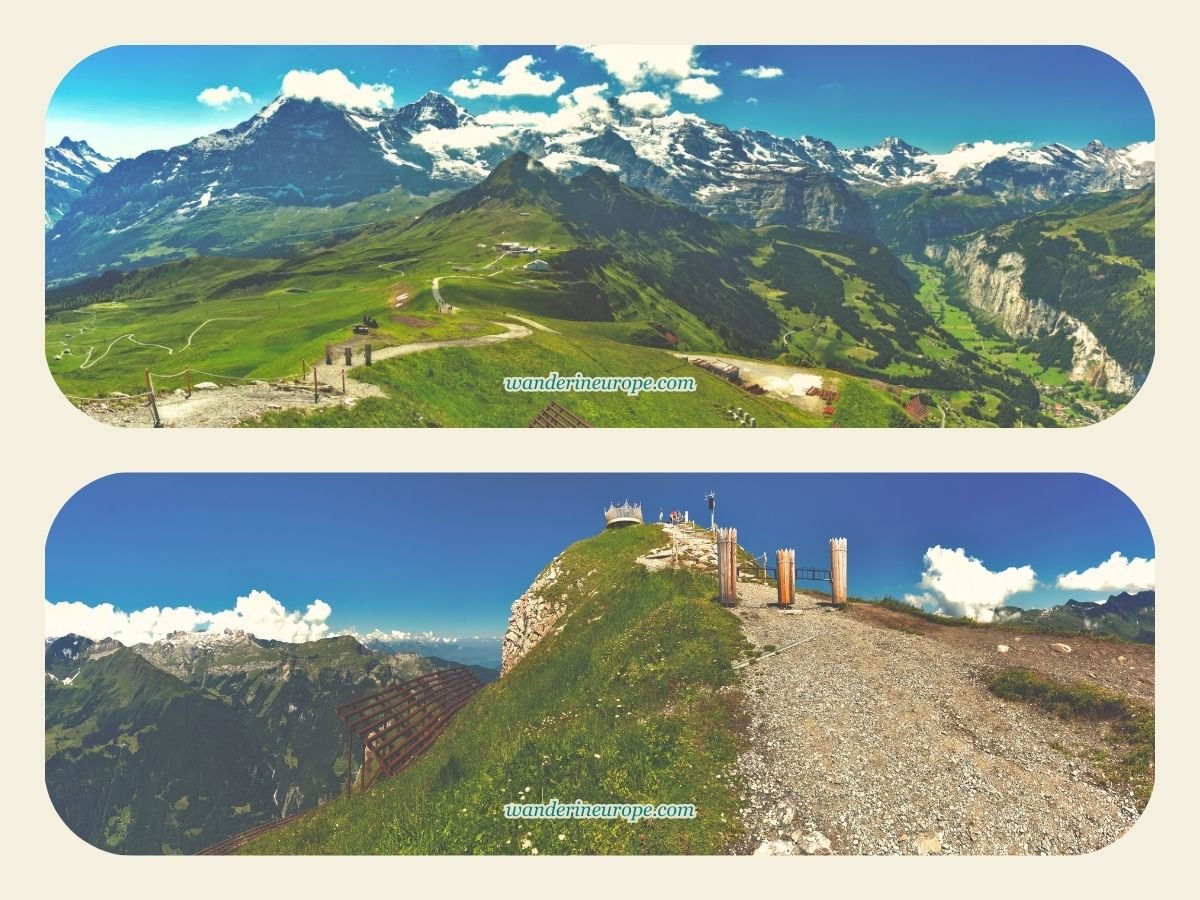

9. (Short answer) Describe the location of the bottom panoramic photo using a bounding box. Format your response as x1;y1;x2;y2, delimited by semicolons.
44;473;1154;856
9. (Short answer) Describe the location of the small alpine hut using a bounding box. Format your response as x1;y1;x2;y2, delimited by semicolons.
603;501;644;529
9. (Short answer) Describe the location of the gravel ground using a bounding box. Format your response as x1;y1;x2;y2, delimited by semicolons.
74;381;367;428
72;322;532;428
730;585;1144;856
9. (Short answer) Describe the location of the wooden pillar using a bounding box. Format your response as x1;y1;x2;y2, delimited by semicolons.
313;366;319;402
325;343;333;365
365;344;373;366
777;548;795;608
344;346;352;366
144;369;161;428
829;537;848;606
717;527;738;605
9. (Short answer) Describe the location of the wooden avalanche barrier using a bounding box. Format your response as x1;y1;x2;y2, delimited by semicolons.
336;666;483;795
776;548;795;607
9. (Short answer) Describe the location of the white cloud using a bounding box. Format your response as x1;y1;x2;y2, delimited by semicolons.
410;122;516;154
1056;552;1155;593
45;589;334;645
280;68;394;111
903;546;1037;623
742;66;784;79
352;628;462;645
196;85;253;109
617;91;671;116
574;45;714;89
449;54;565;98
746;97;760;105
675;77;722;102
449;83;614;147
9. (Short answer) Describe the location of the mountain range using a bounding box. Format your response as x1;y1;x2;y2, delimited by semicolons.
995;590;1155;643
44;137;117;230
44;628;496;853
44;91;1154;283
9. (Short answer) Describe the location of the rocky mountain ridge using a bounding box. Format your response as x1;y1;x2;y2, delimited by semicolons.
44;628;464;853
46;90;1153;281
44;137;118;229
929;239;1137;394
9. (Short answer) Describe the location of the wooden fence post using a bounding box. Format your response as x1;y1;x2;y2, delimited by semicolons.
829;537;848;605
325;343;333;365
185;367;192;398
716;527;738;605
777;548;795;608
144;369;162;428
313;366;319;402
365;344;373;366
345;347;352;366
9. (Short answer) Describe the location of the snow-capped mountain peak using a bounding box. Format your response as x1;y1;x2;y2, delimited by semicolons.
393;91;474;130
45;88;1156;281
44;137;120;229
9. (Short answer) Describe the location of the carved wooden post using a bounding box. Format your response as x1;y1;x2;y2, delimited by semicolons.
325;343;333;365
365;344;373;366
829;537;848;606
777;548;795;608
345;346;352;366
717;527;738;605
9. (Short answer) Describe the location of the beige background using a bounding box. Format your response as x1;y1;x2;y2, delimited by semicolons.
4;2;1195;894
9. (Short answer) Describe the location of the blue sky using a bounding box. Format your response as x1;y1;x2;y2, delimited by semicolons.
45;474;1155;649
46;45;1154;158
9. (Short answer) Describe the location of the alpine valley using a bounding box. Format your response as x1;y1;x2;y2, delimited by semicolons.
44;628;498;854
45;90;1154;427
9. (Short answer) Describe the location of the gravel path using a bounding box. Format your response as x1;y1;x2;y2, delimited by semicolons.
74;323;532;427
731;586;1143;856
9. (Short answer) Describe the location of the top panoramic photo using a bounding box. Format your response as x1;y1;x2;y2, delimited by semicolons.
44;45;1154;428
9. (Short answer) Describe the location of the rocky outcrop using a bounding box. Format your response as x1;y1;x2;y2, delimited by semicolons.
928;238;1136;395
500;555;568;676
637;523;719;573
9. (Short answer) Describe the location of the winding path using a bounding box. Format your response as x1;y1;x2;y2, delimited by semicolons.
88;321;535;428
73;317;258;371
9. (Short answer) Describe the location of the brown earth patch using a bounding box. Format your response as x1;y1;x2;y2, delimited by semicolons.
844;601;1154;704
390;315;434;328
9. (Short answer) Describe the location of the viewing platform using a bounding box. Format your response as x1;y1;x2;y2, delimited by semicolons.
604;501;644;528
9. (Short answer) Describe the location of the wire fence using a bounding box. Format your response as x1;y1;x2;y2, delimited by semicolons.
67;361;357;427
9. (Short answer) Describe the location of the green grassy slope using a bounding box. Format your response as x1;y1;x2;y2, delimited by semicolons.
45;188;440;287
156;635;449;816
243;525;751;855
974;186;1155;377
252;327;827;427
46;152;1059;426
45;648;278;854
45;636;458;854
866;184;1044;255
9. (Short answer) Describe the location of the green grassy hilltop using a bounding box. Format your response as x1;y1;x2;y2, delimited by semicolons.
244;525;751;855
